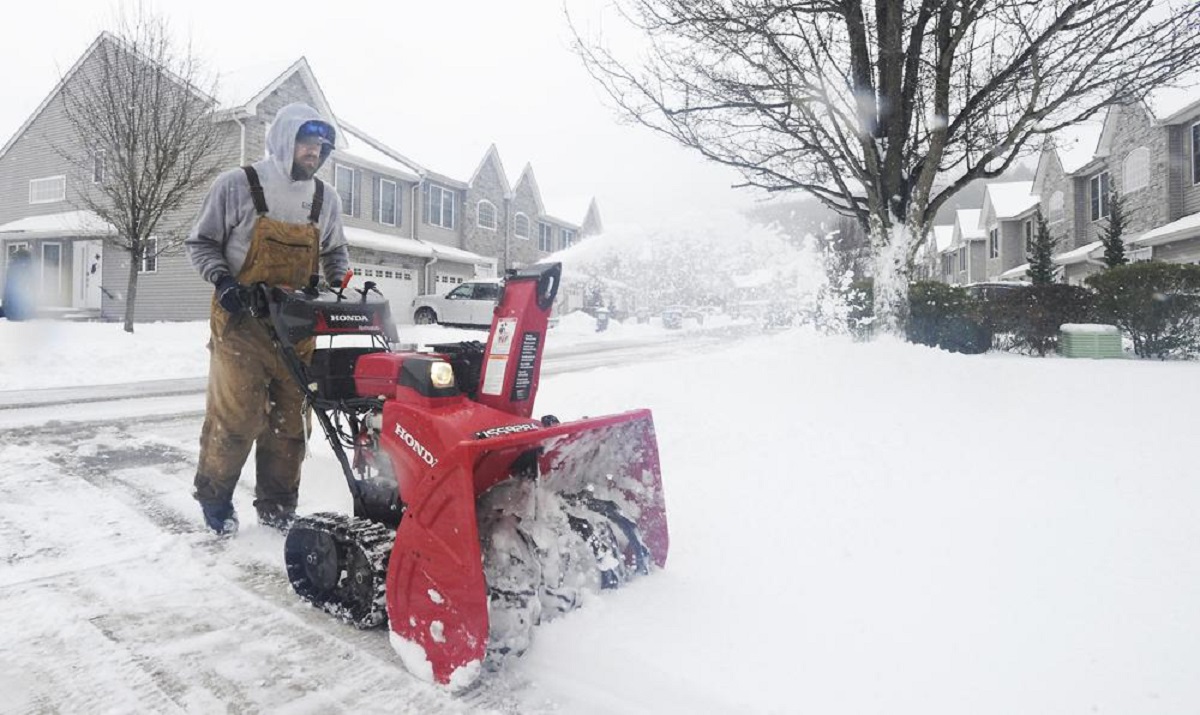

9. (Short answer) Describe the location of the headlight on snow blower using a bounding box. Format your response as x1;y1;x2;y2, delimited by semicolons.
430;361;455;389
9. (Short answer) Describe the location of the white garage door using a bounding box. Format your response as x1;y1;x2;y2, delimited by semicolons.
351;263;418;322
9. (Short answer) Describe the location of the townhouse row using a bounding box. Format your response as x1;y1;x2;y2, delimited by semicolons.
920;88;1200;286
0;33;602;322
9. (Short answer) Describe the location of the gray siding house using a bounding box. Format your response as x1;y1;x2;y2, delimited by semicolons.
0;34;603;323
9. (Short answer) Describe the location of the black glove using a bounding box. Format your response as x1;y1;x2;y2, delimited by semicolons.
214;274;247;315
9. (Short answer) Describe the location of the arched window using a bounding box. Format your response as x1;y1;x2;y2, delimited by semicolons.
476;200;497;231
1124;146;1150;192
514;212;530;239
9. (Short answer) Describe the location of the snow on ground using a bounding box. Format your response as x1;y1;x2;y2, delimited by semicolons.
3;320;1200;713
0;312;713;390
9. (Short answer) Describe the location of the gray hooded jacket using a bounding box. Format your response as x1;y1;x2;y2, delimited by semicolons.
185;103;349;284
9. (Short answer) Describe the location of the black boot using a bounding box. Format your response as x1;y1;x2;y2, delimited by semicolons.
257;504;296;532
199;500;239;536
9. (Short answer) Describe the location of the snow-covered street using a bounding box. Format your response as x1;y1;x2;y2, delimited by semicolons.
3;319;1200;714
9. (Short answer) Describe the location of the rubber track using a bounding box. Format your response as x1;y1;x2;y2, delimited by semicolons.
287;512;394;629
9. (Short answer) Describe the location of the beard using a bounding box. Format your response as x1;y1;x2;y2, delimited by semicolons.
291;160;317;181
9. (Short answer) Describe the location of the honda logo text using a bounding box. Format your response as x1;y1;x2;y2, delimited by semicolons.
395;424;439;467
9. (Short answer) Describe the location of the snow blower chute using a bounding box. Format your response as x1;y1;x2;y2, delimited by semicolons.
254;263;668;689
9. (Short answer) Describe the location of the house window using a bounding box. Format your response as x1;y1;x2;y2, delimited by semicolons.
92;150;106;184
1024;219;1033;255
988;228;1000;259
41;242;62;298
6;242;29;260
1089;171;1110;221
29;176;66;204
425;184;455;229
1124;146;1149;193
374;178;397;226
476;200;497;231
560;228;577;249
335;165;356;216
1049;191;1065;222
514;212;530;239
538;222;553;251
139;237;158;273
1193;123;1199;186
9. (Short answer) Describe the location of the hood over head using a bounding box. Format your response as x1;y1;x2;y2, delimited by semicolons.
266;102;335;180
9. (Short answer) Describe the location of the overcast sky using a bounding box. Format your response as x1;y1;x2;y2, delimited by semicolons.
0;0;761;229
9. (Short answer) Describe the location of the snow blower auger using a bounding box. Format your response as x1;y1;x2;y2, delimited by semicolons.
253;263;669;690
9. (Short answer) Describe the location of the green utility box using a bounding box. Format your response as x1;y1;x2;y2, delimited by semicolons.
1058;323;1124;358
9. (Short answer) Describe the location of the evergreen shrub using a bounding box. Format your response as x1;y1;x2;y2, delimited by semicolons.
907;281;991;354
987;284;1094;356
1086;262;1200;358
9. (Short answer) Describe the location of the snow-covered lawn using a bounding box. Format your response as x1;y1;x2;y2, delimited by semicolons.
0;310;718;390
2;321;1200;713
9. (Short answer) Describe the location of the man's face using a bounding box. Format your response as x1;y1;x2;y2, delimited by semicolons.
292;136;324;180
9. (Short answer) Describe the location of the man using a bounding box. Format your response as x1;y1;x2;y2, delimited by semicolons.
185;102;349;535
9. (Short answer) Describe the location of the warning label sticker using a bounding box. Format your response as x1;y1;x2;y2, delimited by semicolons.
491;318;518;356
481;355;508;396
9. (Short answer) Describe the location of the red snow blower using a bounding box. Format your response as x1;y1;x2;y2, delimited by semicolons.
253;263;668;689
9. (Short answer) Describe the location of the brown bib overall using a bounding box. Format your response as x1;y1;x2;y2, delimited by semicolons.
194;167;325;513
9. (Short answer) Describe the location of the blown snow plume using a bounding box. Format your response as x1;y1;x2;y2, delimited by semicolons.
543;211;847;331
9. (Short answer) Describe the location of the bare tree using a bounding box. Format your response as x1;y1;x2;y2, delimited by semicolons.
572;0;1200;331
58;9;224;332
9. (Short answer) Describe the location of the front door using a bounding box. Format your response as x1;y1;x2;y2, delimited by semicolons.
73;240;103;309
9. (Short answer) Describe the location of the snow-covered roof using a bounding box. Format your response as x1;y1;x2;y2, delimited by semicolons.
333;124;420;182
999;264;1030;281
427;241;496;266
343;226;493;267
215;58;295;110
1131;210;1200;248
0;210;114;238
344;226;432;258
1054;122;1104;174
1053;240;1103;265
932;225;954;252
954;209;984;242
1144;73;1200;124
983;182;1038;222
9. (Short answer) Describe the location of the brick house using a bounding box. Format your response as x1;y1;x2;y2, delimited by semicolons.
929;88;1200;288
0;34;601;322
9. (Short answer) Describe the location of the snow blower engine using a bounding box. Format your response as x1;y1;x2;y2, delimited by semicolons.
253;263;669;689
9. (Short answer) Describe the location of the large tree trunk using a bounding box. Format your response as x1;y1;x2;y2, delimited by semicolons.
869;215;917;336
123;245;139;334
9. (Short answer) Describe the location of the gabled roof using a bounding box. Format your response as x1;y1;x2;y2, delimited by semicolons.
953;209;984;245
468;144;512;196
932;224;954;252
1032;122;1104;193
512;163;545;214
1144;71;1200;124
981;182;1037;226
333;121;421;182
582;198;603;235
1;32;218;165
222;57;346;151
